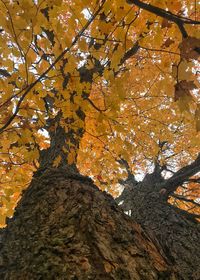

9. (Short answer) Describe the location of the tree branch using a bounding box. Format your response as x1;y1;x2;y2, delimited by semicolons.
120;41;140;64
171;193;200;207
117;158;137;184
127;0;200;38
186;178;200;184
86;97;107;112
162;154;200;195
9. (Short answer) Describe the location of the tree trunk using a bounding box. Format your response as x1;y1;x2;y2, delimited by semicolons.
0;168;176;280
117;172;200;280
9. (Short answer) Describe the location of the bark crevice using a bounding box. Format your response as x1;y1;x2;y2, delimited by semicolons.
116;170;200;279
0;168;175;280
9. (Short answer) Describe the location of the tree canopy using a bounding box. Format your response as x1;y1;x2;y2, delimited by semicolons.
0;0;200;226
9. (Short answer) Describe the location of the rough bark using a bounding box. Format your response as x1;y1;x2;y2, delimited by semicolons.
116;171;200;280
0;168;176;280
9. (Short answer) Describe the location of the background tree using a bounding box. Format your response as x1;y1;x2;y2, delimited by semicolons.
0;0;199;279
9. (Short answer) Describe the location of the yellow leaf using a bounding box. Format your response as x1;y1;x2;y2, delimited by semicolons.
68;149;76;165
53;155;62;167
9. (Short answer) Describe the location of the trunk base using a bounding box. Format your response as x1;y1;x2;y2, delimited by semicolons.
0;168;175;279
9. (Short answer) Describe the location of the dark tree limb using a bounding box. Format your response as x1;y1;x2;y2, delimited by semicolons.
127;0;200;38
186;178;200;184
161;154;200;196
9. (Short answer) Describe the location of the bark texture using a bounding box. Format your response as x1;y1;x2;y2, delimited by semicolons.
117;171;200;280
0;168;175;280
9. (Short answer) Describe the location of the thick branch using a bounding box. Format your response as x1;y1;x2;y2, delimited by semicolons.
162;154;200;195
186;178;200;183
127;0;200;38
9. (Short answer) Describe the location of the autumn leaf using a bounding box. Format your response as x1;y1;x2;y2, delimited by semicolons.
179;37;200;61
162;38;175;48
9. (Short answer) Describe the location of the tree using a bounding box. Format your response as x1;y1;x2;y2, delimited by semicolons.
0;0;199;279
116;155;200;279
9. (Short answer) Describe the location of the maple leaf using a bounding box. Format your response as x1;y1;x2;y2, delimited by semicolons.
162;38;175;48
179;37;200;61
161;19;172;29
